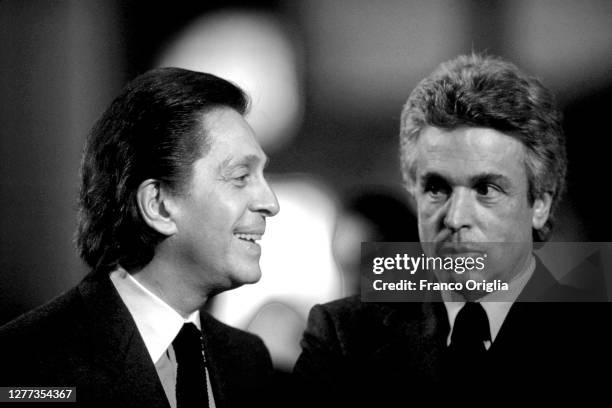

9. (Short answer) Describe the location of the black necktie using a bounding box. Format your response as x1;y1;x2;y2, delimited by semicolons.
172;323;209;408
449;302;491;365
444;302;492;401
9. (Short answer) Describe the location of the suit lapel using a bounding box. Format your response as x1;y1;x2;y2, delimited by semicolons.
373;301;449;381
78;272;170;408
516;256;560;301
199;311;235;408
490;258;564;355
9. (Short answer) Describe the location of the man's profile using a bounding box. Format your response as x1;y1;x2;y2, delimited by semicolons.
293;54;610;405
0;68;279;407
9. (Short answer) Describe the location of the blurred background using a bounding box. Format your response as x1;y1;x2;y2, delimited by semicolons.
2;0;612;370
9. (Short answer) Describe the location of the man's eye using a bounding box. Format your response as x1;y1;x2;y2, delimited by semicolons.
424;180;449;198
233;174;249;185
475;183;501;197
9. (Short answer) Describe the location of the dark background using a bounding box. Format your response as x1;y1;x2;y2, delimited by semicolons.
2;0;612;328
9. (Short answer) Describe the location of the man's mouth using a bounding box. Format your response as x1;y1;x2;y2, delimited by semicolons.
234;233;263;244
437;242;486;256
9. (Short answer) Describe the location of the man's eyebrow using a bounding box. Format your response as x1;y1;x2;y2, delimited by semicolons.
469;173;510;185
418;171;510;186
419;171;448;184
218;154;268;172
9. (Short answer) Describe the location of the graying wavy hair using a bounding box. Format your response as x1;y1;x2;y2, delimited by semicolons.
399;53;566;241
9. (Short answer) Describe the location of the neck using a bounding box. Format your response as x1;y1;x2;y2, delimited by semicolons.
130;257;211;318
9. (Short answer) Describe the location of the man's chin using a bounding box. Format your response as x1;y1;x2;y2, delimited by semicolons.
229;266;263;287
435;270;502;285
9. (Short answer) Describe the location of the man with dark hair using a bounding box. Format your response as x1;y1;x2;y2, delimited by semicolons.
0;68;280;407
294;54;609;405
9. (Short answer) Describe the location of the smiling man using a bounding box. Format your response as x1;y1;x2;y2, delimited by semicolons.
294;54;609;405
0;68;279;407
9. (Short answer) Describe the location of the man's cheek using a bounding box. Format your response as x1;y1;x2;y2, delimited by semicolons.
418;204;440;226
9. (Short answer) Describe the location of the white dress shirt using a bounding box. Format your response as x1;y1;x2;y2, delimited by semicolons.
109;268;216;408
441;255;535;350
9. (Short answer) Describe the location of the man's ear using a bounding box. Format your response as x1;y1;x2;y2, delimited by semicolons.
532;192;552;230
136;179;178;236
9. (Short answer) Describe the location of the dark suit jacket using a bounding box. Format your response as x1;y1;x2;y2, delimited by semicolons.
0;271;275;408
294;259;611;406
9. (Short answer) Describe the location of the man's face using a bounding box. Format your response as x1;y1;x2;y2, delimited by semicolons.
168;108;279;291
413;126;545;285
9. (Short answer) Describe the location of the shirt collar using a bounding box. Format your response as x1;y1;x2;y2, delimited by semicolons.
109;267;201;363
441;255;535;345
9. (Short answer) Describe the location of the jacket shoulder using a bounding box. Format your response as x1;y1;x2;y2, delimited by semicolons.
0;286;84;341
311;295;421;329
0;285;90;385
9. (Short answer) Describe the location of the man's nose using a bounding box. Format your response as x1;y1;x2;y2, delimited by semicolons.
251;178;280;217
443;189;473;231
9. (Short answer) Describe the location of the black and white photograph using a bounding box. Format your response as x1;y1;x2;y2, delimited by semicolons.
1;1;611;406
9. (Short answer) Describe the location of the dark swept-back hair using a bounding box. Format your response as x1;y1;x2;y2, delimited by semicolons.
77;67;249;273
400;53;566;242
